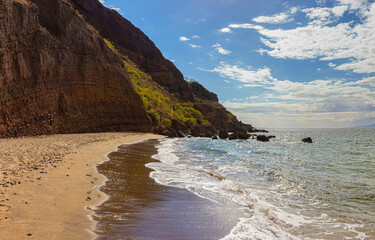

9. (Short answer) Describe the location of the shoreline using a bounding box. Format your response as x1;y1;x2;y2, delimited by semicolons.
0;132;164;239
94;139;244;239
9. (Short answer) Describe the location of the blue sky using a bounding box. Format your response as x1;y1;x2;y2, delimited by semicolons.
99;0;375;128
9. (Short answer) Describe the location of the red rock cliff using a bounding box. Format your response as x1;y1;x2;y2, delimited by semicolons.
69;0;194;102
67;0;254;133
0;0;151;137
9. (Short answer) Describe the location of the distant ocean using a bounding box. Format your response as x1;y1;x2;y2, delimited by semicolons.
148;128;375;239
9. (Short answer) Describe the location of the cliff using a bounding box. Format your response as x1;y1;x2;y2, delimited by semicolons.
0;0;150;137
69;0;194;102
68;0;253;134
0;0;255;138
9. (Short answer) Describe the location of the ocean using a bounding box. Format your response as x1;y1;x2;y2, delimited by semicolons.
147;128;375;239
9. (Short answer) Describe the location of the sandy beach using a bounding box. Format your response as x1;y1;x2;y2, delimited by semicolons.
0;132;163;239
94;140;244;240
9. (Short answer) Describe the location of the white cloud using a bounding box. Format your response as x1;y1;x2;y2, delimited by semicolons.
191;35;200;39
203;62;276;84
290;7;299;14
338;0;368;10
253;12;294;24
111;7;121;12
99;0;105;4
204;63;375;117
212;43;232;55
228;23;263;30
221;1;375;73
179;36;190;41
190;44;201;48
219;27;232;33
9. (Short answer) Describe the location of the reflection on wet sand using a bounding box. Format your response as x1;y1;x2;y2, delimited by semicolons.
94;139;243;240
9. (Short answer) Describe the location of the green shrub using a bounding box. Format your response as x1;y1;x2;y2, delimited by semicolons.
124;58;210;127
162;118;172;127
147;110;160;124
104;38;118;53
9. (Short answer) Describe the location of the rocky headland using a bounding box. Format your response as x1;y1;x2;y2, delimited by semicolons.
0;0;261;139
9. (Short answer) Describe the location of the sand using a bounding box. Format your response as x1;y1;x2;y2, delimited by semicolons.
94;140;244;240
0;132;164;240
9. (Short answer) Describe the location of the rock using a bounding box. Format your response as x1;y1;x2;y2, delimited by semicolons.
257;135;270;142
267;135;276;140
233;128;250;140
252;129;269;133
167;130;178;138
212;136;218;140
0;0;151;137
188;81;219;102
70;0;194;101
191;125;207;137
176;130;187;138
302;137;313;143
228;129;250;140
228;134;238;140
219;131;229;139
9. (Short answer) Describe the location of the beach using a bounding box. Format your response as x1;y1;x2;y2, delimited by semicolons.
94;139;244;239
0;132;163;239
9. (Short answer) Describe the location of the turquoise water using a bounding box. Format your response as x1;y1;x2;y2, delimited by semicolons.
148;128;375;239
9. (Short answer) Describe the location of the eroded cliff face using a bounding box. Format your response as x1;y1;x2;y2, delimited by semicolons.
0;0;150;137
67;0;252;133
69;0;194;102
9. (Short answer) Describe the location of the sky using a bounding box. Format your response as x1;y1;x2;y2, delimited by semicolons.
99;0;375;128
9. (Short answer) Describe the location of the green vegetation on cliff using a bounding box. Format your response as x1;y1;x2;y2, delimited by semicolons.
124;58;209;126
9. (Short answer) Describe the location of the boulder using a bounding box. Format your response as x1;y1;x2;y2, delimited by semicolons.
228;134;238;140
191;125;208;137
219;131;229;139
212;136;218;140
257;135;270;142
302;137;313;143
267;135;276;140
234;128;250;140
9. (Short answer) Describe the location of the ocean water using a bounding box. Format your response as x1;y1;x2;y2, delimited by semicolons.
147;128;375;239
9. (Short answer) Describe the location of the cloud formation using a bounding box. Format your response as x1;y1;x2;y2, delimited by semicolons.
212;43;232;55
253;12;293;24
190;44;201;48
204;62;375;127
220;0;375;73
179;36;190;41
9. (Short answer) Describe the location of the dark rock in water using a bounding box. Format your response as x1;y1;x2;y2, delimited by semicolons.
250;134;257;139
228;134;238;140
234;128;250;140
228;128;250;140
302;137;313;143
257;135;270;142
212;136;218;140
267;135;276;140
219;131;229;139
252;129;269;133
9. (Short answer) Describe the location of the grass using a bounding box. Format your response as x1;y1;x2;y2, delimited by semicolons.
103;38;118;53
124;58;209;127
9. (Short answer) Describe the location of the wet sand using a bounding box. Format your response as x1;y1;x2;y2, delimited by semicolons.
0;132;163;239
94;139;244;240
